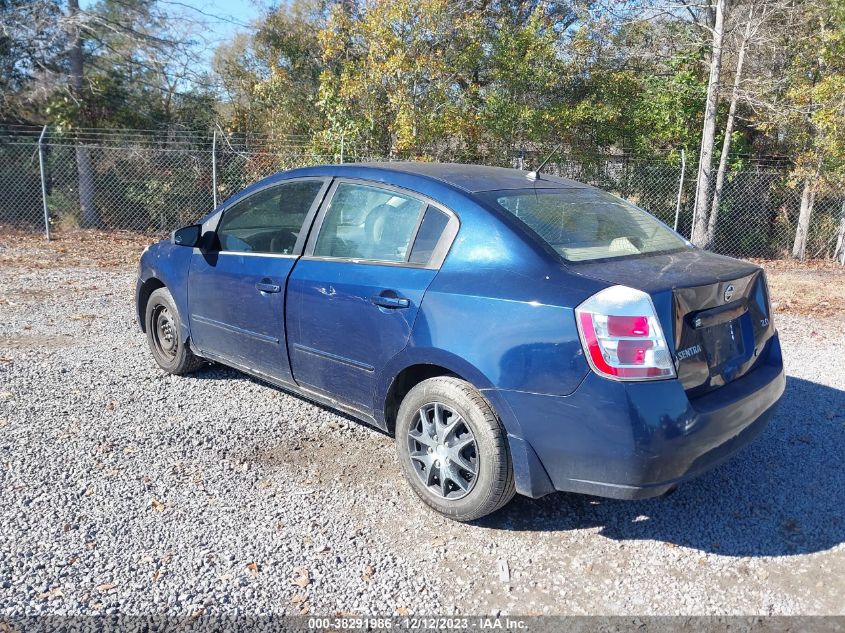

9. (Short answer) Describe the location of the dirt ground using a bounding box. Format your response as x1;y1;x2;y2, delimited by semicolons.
0;228;153;270
751;258;845;321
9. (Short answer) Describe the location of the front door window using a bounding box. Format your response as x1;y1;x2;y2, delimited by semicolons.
216;180;325;255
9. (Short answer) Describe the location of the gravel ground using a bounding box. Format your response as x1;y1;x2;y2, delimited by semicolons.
1;254;844;617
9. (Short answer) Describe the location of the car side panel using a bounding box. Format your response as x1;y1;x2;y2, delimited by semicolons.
370;185;608;435
374;180;606;400
411;269;605;386
136;241;193;341
286;259;438;410
413;290;584;396
188;252;296;380
373;265;607;433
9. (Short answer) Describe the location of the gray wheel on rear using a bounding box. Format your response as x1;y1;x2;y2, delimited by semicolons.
395;376;515;521
406;402;479;500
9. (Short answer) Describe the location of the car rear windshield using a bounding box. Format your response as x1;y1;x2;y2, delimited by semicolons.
481;188;690;262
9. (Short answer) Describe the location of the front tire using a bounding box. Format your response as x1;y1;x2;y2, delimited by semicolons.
145;287;204;375
395;376;515;521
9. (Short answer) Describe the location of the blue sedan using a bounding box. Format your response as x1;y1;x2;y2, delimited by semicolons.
136;163;785;521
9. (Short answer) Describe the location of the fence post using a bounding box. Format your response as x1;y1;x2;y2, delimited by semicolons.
340;131;345;164
38;125;51;240
835;199;845;265
212;129;218;208
673;148;686;233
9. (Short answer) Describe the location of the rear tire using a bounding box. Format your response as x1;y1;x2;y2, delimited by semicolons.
145;287;204;375
395;376;515;521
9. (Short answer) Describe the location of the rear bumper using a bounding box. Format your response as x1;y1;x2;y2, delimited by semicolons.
489;334;785;499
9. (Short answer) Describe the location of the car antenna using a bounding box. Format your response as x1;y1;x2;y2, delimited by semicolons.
526;145;561;181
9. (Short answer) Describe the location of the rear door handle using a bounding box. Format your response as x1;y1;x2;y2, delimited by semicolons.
371;294;410;309
256;280;281;293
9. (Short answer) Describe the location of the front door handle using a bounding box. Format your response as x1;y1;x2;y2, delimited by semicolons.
256;280;281;293
371;294;410;309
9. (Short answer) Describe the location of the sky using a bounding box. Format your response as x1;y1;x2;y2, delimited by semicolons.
80;0;272;68
158;0;270;47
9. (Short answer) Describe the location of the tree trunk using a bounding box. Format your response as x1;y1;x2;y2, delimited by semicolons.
792;179;816;260
833;200;845;264
706;7;753;249
690;0;726;247
67;0;100;228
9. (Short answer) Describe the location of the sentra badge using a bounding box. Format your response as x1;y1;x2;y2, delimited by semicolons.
677;344;702;361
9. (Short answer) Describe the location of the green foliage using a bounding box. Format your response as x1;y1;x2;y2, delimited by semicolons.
810;0;845;190
633;58;706;155
4;0;841;181
759;0;845;194
478;6;562;147
213;0;719;162
3;0;218;131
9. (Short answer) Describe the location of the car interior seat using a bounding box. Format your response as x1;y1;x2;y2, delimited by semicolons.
364;202;416;260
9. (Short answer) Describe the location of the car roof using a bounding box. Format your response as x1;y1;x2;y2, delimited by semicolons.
346;162;588;193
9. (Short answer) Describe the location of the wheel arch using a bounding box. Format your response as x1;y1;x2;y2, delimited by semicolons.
136;277;166;332
382;364;459;435
377;349;497;436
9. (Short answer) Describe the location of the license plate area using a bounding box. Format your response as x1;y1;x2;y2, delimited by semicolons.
701;318;745;368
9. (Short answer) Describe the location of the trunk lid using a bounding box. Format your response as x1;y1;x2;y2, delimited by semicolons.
572;249;775;396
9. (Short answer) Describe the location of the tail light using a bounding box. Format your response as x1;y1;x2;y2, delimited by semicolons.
575;285;676;381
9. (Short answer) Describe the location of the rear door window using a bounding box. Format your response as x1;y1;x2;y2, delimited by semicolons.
312;183;425;263
409;207;450;264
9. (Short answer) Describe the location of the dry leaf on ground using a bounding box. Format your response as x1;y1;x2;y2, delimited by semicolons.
38;588;63;601
292;567;310;588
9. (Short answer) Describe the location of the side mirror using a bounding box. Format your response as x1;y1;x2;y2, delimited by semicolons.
171;224;202;248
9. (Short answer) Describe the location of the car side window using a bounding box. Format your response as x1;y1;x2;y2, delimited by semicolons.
408;207;450;265
313;183;425;263
217;180;324;254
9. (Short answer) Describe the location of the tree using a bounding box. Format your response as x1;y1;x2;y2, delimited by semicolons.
781;0;845;259
690;0;726;247
316;0;490;157
731;0;844;259
0;0;66;122
64;0;99;227
478;4;565;157
3;0;216;227
706;4;758;248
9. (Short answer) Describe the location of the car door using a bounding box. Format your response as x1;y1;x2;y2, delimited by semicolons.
188;178;329;382
286;179;459;412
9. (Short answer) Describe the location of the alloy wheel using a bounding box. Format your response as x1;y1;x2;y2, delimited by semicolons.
406;402;478;500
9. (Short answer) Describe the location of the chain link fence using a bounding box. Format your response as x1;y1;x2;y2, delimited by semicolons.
1;126;844;261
